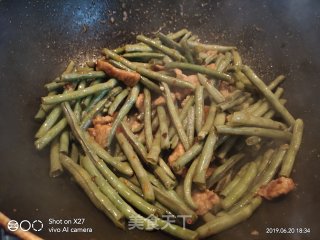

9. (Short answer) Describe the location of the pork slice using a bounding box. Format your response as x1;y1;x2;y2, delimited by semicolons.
96;60;140;87
258;177;295;200
192;189;220;215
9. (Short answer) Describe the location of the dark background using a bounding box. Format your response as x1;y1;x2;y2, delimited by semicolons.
0;0;320;239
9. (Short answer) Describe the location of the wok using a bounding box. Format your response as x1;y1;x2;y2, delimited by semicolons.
0;0;320;239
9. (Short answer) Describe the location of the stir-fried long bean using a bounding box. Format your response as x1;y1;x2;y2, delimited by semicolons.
49;137;63;177
35;29;303;240
42;79;118;105
198;104;217;140
216;125;292;141
157;105;170;149
172;141;204;172
103;48;195;89
184;158;199;210
279;119;304;177
60;71;106;82
187;40;236;52
109;59;162;94
35;106;62;138
228;111;287;130
35;118;67;150
107;84;140;147
221;162;258;210
207;153;245;188
193;129;218;188
195;85;204;134
108;88;129;115
197;74;225;103
166;62;232;82
196;197;262;238
116;131;155;202
60;154;125;229
81;155;156;230
163;83;190;150
143;88;153;151
242;65;295;125
137;35;187;62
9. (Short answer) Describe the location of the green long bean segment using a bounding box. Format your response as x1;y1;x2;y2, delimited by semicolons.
137;35;187;62
195;85;204;134
279;119;304;177
220;164;248;197
80;86;122;129
35;106;62;138
196;197;262;238
103;48;195;89
143;88;153;151
108;88;129;115
198;104;217;140
49;137;63;177
42;79;118;105
187;40;236;52
221;162;258;210
60;154;125;229
35;29;303;240
116;131;155;202
216;125;292;141
107;84;140;147
157;105;170;149
35;118;67;150
163;82;190;150
60;71;106;82
207;153;245;188
242;65;295;126
62;102;160;216
166;62;232;82
197;73;225;103
193;129;218;188
172;141;204;172
184;158;199;210
228;111;287;130
81;156;155;230
83;132;133;176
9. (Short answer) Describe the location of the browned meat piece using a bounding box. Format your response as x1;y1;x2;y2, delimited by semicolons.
153;96;166;106
64;83;74;91
206;50;218;55
258;177;295;200
206;63;216;70
205;167;215;179
219;81;235;98
131;121;143;132
126;115;142;132
168;143;186;175
152;94;176;107
135;93;144;112
92;115;113;125
168;143;185;167
96;60;140;87
151;64;165;71
173;69;199;100
192;189;220;215
88;124;112;148
88;115;114;148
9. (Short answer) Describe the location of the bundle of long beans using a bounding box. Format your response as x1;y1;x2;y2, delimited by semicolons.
34;28;303;239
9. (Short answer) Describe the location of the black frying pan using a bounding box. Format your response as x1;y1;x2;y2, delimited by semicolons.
1;0;320;239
